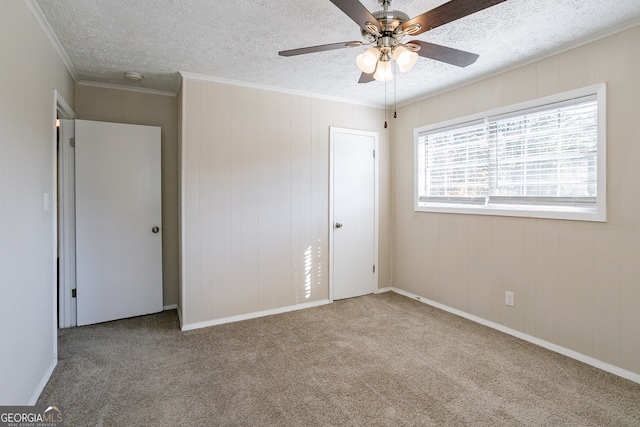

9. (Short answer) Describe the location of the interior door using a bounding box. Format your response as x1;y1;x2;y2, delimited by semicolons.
75;120;163;326
58;117;76;328
331;127;378;300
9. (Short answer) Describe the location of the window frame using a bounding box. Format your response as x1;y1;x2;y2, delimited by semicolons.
413;83;607;222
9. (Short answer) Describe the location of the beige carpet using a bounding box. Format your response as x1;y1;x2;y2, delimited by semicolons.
38;292;640;426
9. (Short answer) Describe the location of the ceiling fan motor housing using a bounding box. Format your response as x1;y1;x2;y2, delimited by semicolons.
362;9;411;52
373;9;410;32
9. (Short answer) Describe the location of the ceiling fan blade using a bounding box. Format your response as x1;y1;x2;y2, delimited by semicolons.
402;0;508;36
279;41;362;57
329;0;383;32
358;72;375;84
409;40;479;67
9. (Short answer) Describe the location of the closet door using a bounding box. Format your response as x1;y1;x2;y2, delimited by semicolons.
330;127;378;300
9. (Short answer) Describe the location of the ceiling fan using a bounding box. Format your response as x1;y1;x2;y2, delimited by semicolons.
279;0;508;83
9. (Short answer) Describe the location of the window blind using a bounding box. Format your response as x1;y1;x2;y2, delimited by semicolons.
489;96;598;203
417;119;489;203
416;93;601;216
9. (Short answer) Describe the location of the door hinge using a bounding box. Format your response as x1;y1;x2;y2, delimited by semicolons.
70;137;75;147
373;149;375;158
71;289;76;298
373;265;376;273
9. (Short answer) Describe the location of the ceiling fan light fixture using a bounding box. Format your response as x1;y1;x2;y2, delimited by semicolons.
373;59;393;81
393;45;418;73
356;47;379;74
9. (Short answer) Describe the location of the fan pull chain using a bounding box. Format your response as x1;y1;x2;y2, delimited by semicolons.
384;77;388;129
394;61;397;119
384;78;388;129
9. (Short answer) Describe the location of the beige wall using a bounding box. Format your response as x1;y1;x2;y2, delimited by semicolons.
0;1;75;404
392;25;640;376
75;84;179;306
179;76;391;326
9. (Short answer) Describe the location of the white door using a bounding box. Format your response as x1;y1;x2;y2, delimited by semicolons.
330;127;378;300
58;117;76;328
75;120;163;326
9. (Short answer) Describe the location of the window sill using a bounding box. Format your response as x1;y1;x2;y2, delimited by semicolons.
414;203;606;222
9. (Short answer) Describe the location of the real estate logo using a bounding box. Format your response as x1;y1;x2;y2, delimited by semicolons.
0;406;63;427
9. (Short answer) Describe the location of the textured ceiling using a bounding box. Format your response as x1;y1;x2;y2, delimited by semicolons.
35;0;640;107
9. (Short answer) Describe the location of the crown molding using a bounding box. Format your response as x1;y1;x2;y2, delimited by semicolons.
179;71;384;109
24;0;79;82
77;80;176;97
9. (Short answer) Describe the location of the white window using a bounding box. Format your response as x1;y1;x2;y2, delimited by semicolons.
414;84;606;221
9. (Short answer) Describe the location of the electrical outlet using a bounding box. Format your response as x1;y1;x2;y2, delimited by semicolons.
505;291;515;307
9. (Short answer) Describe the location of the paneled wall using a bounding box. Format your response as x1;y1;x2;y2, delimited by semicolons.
0;1;75;404
179;76;390;327
75;84;179;306
392;25;640;375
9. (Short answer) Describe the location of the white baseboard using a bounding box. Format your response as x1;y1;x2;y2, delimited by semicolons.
391;287;640;385
180;299;331;331
29;358;57;405
163;304;177;311
375;287;393;294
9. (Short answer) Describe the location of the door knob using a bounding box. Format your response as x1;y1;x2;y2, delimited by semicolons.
152;226;160;233
335;222;343;229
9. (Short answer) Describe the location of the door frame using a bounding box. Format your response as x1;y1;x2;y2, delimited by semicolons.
54;90;76;328
328;127;379;302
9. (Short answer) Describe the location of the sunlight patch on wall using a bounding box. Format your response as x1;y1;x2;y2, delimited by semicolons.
304;246;312;299
316;240;322;295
